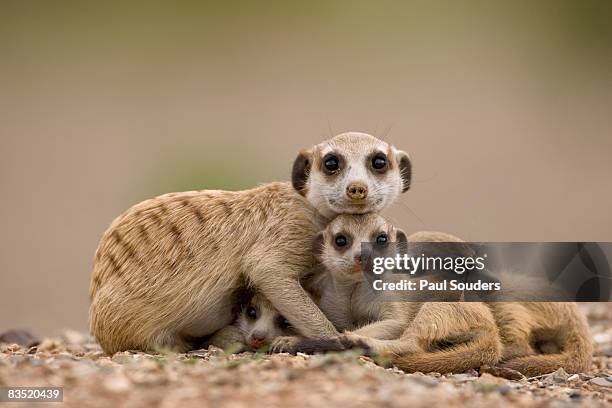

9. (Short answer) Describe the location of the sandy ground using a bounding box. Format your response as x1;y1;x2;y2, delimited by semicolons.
1;304;610;408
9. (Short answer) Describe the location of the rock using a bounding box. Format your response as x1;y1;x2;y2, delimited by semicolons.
0;330;40;347
593;333;612;344
0;325;610;407
37;339;65;353
497;385;512;395
448;373;477;382
477;373;510;385
479;365;525;381
543;368;569;384
589;377;612;388
2;343;22;353
8;355;27;366
567;374;580;382
464;368;479;377
186;349;210;359
103;373;132;393
408;373;439;388
112;352;135;364
62;330;86;345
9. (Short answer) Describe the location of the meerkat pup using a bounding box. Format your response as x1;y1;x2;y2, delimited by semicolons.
298;214;502;374
304;219;592;376
89;132;412;354
205;293;298;351
396;235;592;376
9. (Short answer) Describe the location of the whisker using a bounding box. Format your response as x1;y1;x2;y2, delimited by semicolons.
327;119;335;138
384;213;404;229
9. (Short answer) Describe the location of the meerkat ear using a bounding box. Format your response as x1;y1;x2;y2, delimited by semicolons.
394;148;412;193
396;229;409;254
292;149;313;196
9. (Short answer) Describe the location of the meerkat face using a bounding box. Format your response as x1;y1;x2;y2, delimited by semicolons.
292;132;411;219
313;214;407;280
237;294;297;350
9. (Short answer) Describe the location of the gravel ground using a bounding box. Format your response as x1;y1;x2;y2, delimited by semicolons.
1;304;610;408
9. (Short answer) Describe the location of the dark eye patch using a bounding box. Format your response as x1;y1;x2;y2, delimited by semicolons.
369;152;389;173
246;305;257;320
322;152;344;175
276;316;291;330
375;233;388;246
333;233;352;251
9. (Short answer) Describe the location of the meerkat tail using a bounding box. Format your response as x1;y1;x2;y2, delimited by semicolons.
500;322;593;377
392;333;501;374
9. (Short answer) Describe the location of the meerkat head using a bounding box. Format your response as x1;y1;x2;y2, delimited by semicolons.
313;213;407;281
292;132;411;219
236;293;297;351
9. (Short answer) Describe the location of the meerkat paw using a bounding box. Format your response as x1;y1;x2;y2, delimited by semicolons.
270;336;302;353
342;331;374;349
342;331;366;342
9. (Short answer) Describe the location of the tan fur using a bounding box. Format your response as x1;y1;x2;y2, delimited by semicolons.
386;230;502;373
301;216;502;374
491;302;592;376
323;226;592;376
89;132;411;354
405;232;592;375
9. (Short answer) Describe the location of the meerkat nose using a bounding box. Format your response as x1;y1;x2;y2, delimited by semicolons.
249;332;267;349
346;182;368;200
250;339;265;349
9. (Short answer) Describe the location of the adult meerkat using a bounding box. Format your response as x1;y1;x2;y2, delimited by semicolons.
89;132;412;354
298;214;502;374
205;293;298;351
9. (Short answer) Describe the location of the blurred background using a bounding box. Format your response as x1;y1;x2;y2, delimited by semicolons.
1;1;611;335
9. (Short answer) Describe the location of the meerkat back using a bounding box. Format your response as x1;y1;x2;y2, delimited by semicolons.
89;183;318;353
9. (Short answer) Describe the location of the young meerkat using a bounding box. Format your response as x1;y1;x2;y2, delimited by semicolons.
303;220;592;376
298;214;502;374
89;132;412;354
205;293;298;352
406;234;593;376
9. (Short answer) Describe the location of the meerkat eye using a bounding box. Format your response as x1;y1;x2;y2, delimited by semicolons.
371;154;388;171
246;306;257;320
334;234;348;248
277;316;291;330
323;154;340;172
376;233;388;246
